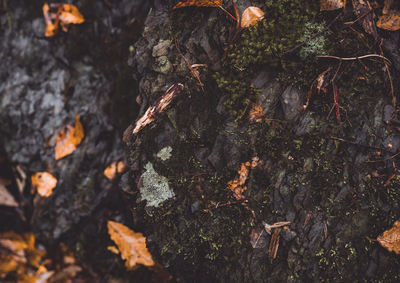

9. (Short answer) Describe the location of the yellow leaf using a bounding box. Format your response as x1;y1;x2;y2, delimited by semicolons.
104;161;127;180
31;172;58;197
241;7;265;28
377;11;400;31
173;0;222;9
320;0;345;11
55;114;84;160
377;220;400;254
107;221;154;269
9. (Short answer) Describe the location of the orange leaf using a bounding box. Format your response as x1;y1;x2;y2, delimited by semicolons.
0;232;45;278
248;103;265;122
107;221;154;269
59;4;85;25
43;3;59;37
55;114;84;160
173;0;222;9
31;172;58;197
104;161;127;180
320;0;345;11
377;220;400;254
241;6;265;28
377;11;400;31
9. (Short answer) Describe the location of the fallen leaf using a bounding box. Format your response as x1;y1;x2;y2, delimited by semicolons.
320;0;346;11
383;0;394;15
31;172;58;197
173;0;223;10
58;4;85;25
104;161;127;180
248;103;265;122
43;3;59;37
0;232;45;279
55;114;84;160
351;0;379;39
107;221;154;269
0;178;18;207
42;3;84;37
241;6;265;28
377;10;400;31
377;220;400;254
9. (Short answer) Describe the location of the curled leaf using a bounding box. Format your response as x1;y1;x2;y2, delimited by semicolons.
248;103;265;122
320;0;345;11
107;221;154;269
55;115;84;160
104;161;127;180
377;220;400;254
31;172;57;197
377;11;400;31
42;3;84;37
173;0;222;10
241;6;265;28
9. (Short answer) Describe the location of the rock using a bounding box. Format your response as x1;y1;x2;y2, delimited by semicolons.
280;86;304;121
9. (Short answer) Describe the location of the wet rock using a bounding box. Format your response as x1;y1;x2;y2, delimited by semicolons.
280;86;304;121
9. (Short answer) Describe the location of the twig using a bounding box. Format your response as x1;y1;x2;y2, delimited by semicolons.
366;151;400;163
223;1;240;57
344;8;372;25
175;38;205;92
281;12;342;56
379;39;396;106
331;61;342;123
330;136;386;151
218;5;237;22
317;54;391;64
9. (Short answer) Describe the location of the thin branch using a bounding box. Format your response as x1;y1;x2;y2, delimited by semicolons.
344;8;372;25
366;151;400;163
317;54;391;64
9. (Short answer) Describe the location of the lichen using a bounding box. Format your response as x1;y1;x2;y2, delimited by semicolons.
139;162;175;207
157;146;172;161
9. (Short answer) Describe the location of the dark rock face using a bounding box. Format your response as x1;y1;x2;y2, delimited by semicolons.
2;0;400;282
0;0;144;240
123;1;400;282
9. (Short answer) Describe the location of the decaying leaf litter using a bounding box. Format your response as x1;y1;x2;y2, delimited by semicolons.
2;0;400;281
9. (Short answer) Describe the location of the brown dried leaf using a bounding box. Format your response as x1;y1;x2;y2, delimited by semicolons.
248;103;265;123
59;4;85;25
0;178;18;207
377;220;400;254
0;232;45;278
107;221;154;269
31;172;58;197
173;0;222;10
104;161;127;180
320;0;346;11
352;0;379;39
241;6;265;28
55;114;84;160
377;11;400;31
